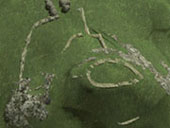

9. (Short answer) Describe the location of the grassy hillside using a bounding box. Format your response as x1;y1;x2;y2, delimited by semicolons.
0;0;170;128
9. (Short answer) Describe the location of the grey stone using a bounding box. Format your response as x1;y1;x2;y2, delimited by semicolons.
45;0;58;16
4;74;54;128
59;0;70;13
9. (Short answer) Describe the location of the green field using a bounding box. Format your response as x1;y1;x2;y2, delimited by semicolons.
1;0;170;128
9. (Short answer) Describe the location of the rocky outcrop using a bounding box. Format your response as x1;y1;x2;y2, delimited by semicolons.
4;73;55;128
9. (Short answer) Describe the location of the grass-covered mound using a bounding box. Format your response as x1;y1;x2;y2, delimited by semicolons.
0;0;170;128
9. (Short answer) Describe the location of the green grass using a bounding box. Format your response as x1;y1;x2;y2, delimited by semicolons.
1;0;170;128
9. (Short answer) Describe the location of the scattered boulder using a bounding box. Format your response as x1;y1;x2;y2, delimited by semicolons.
45;0;58;16
59;0;70;13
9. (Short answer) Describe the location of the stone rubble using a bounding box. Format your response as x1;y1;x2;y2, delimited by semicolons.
4;73;55;128
118;44;152;70
118;43;170;95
